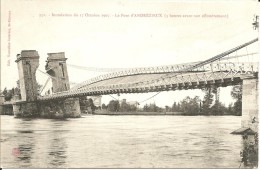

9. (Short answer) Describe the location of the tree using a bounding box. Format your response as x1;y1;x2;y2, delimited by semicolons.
201;88;214;115
210;101;227;115
172;102;177;111
2;87;13;101
129;104;137;112
107;100;120;112
88;98;96;111
231;85;242;101
180;96;200;115
177;102;181;112
2;88;7;96
165;105;170;112
143;104;149;112
233;100;242;116
231;85;242;116
120;102;129;112
120;102;137;112
102;103;107;110
148;103;160;112
142;103;162;112
226;103;233;115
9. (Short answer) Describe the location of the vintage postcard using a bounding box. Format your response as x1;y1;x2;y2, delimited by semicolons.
0;0;259;168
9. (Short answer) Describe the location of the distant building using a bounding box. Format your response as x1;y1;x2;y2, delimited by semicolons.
120;99;139;107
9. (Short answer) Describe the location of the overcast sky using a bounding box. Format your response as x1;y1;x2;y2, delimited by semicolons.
1;0;259;106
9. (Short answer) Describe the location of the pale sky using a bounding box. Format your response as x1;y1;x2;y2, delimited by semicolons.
1;0;259;107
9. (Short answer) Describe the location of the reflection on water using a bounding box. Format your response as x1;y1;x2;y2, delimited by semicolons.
17;143;34;163
48;122;67;167
19;122;35;167
0;115;253;168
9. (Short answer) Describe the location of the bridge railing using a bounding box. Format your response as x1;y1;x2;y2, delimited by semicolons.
204;62;258;73
72;56;258;91
70;62;200;90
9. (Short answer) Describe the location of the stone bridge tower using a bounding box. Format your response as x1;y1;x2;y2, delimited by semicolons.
45;52;70;93
241;75;258;132
15;50;39;101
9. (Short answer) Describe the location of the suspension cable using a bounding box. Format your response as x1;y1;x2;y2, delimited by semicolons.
220;52;258;61
109;94;118;100
38;69;62;81
68;52;258;74
138;92;161;104
67;64;127;72
236;50;239;64
39;77;51;94
37;69;77;85
246;47;249;62
181;38;258;72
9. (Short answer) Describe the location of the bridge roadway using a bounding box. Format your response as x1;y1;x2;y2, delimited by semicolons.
38;69;257;100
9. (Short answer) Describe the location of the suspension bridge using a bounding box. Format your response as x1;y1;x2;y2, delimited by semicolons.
0;37;258;133
37;38;258;101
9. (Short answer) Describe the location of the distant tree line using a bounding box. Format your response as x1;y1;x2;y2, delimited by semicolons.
143;103;163;112
102;100;137;112
167;85;242;116
101;85;242;116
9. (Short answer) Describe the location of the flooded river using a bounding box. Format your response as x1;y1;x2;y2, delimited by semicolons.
1;115;244;168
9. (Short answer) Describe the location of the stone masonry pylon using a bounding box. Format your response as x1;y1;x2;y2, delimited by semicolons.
45;52;70;93
241;75;258;132
15;50;39;101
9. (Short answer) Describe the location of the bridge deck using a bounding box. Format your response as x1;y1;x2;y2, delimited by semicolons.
81;73;172;89
38;70;252;100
